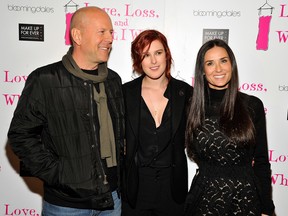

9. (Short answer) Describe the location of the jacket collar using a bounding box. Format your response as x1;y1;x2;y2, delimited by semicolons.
125;76;187;140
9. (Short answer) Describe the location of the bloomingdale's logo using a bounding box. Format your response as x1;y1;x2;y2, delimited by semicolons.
7;4;54;14
193;9;241;18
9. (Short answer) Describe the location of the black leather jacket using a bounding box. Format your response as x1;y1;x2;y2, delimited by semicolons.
8;61;125;209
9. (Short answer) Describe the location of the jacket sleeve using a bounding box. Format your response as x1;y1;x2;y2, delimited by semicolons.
7;70;59;185
251;96;275;215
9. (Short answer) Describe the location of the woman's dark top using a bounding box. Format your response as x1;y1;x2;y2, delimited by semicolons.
138;88;172;168
187;88;274;215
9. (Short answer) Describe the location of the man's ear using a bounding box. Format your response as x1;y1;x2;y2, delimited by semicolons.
71;28;81;45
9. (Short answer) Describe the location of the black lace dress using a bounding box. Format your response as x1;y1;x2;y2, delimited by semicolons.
185;89;274;216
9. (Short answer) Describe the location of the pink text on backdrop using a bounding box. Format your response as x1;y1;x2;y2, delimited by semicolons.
3;94;21;105
124;4;157;18
269;150;288;163
65;3;160;44
238;82;267;92
4;204;40;216
113;28;142;41
276;4;288;43
271;174;288;186
279;4;288;17
4;70;27;83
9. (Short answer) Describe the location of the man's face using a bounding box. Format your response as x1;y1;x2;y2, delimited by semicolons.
80;11;113;67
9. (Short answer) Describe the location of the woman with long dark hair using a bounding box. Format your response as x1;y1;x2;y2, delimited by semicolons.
185;39;274;215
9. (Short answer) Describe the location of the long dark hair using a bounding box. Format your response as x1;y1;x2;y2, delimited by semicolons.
186;39;255;160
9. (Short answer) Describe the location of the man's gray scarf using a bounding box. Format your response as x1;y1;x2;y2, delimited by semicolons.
62;47;117;167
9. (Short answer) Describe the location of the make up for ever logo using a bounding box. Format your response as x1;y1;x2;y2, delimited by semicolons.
256;0;288;51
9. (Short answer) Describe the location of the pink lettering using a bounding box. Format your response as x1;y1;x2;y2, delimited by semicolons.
121;28;127;40
3;94;21;105
113;29;142;41
271;174;280;185
102;7;117;16
238;83;265;92
4;204;39;216
269;150;288;162
4;70;27;83
114;18;128;27
279;4;288;17
276;31;288;43
129;29;142;40
271;174;288;186
281;175;288;186
269;150;277;162
125;4;156;18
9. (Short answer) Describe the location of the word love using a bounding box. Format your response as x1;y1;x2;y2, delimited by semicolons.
4;204;40;216
4;70;27;83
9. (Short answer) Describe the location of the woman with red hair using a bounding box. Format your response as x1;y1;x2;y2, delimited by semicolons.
121;29;192;216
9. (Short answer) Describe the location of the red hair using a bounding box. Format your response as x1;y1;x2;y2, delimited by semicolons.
131;29;172;80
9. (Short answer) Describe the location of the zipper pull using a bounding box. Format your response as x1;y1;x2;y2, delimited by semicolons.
103;174;108;185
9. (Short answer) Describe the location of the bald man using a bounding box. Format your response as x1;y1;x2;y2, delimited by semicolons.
8;6;124;216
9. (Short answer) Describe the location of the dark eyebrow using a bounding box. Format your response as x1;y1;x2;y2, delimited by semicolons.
204;59;213;64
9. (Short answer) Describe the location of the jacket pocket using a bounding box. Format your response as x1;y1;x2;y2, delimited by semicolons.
58;155;95;198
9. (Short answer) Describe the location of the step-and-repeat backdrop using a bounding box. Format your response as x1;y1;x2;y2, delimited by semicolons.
0;0;287;215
